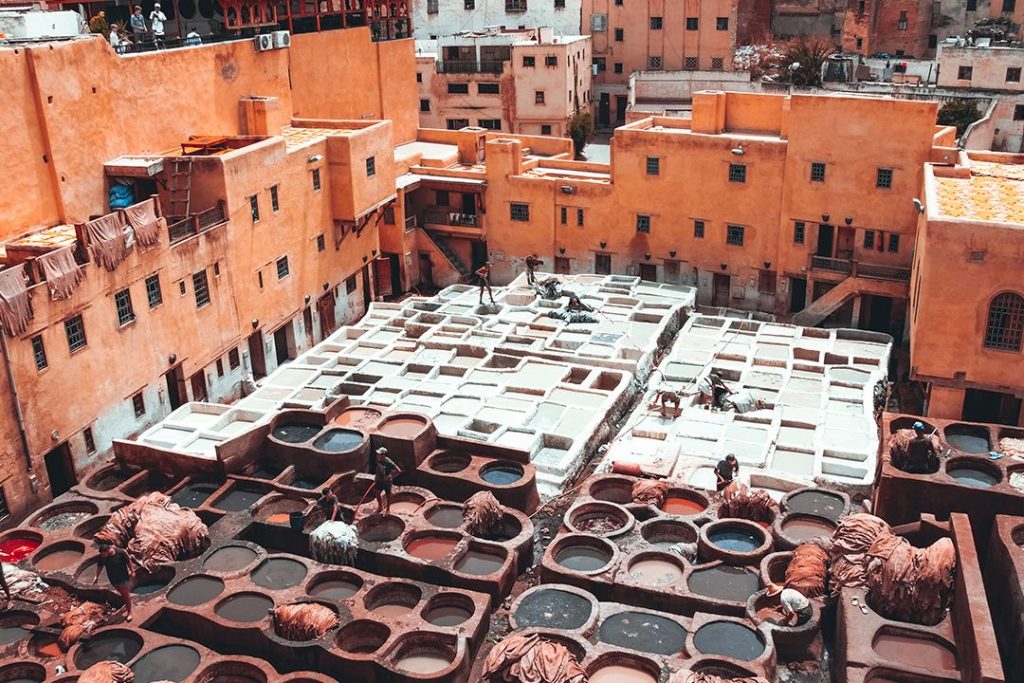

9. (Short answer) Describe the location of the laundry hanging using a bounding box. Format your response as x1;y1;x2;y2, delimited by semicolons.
0;264;32;336
36;245;84;300
124;198;161;249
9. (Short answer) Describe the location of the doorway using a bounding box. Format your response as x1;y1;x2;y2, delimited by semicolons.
639;263;657;282
44;443;76;496
165;365;186;409
318;290;337;339
303;306;314;347
274;324;294;367
816;224;834;258
461;192;476;215
419;252;434;287
598;93;610;127
471;241;488;271
247;331;267;379
595;253;611;275
361;265;372;309
836;226;855;260
712;273;731;307
615;96;627;126
789;277;807;313
374;257;395;298
190;370;208;403
962;389;1022;425
866;295;893;334
555;256;570;274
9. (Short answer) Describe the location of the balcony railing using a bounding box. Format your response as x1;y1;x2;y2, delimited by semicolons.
424;207;480;228
437;60;505;74
810;255;853;274
168;201;228;245
809;256;911;282
505;0;527;11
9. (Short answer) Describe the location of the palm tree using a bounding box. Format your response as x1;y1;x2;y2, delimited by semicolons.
784;38;833;88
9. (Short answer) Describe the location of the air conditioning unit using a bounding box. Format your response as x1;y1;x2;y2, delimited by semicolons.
253;34;274;52
273;30;291;48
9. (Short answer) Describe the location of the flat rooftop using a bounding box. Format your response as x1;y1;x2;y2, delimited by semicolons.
934;159;1024;224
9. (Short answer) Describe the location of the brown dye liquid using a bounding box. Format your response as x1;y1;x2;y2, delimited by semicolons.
395;653;451;674
131;644;201;683
373;603;414;617
215;594;273;622
389;500;423;515
381;418;425;437
555;545;612;572
204;546;258;572
688;565;760;602
662;497;706;515
628;558;684;585
872;634;958;671
310;579;360;600
784;490;845;521
425;605;472;626
406;537;459;560
782;517;835;542
34;548;83;571
454;550;504;575
426;507;465;528
333;408;381;428
589;665;657;683
168;576;224;606
252;558;307;589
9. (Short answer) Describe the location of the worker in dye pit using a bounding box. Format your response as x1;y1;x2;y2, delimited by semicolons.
566;293;594;313
476;262;495;306
902;421;939;474
651;387;682;418
93;541;136;622
698;371;731;410
714;454;739;492
538;276;561;300
767;583;812;626
317;488;340;522
524;254;544;285
373;447;402;515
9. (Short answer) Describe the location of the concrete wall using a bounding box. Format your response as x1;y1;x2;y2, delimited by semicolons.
410;0;583;40
937;45;1024;92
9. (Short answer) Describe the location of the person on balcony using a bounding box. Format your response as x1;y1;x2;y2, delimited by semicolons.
149;3;167;46
525;254;543;285
129;6;146;43
476;261;495;306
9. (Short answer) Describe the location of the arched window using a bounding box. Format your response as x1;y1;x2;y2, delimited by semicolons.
984;292;1024;351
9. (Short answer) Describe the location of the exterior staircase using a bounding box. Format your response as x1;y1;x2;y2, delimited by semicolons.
793;274;909;327
424;229;471;279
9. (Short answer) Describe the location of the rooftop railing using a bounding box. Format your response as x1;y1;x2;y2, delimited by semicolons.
437;59;505;74
168;201;228;245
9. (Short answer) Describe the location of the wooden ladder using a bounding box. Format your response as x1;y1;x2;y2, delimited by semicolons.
167;157;194;217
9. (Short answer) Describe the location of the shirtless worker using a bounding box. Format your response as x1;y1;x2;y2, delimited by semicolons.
373;447;402;515
524;254;543;285
651;387;682;418
902;421;938;473
476;261;495;306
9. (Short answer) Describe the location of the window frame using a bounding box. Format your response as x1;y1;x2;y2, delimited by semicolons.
726;224;746;246
365;156;376;177
984;291;1024;351
249;194;260;222
276;255;290;280
686;17;698;30
193;270;211;309
810;162;826;183
65;314;87;353
31;334;47;371
114;288;136;326
636;214;651;233
311;168;321;191
132;392;146;419
716;17;728;30
876;167;894;189
510;203;531;222
728;163;747;183
694;219;705;238
646;156;660;175
793;221;806;244
145;274;162;308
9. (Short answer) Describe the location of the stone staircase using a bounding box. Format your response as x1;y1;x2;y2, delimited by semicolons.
424;229;471;279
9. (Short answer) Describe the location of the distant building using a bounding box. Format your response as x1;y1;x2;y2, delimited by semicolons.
411;0;581;40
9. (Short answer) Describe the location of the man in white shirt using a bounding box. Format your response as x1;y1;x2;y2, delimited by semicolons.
149;3;167;45
767;583;811;625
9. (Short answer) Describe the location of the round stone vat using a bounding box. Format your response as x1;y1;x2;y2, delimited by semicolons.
131;644;201;683
745;588;820;656
453;544;507;576
889;416;936;436
945;456;1002;488
684;658;763;679
692;620;766;661
488;513;524;542
252;557;308;590
73;629;144;670
356;515;405;544
586;476;634;504
421;592;476;627
597;610;687;655
759;551;793;586
587;653;661;683
871;628;958;673
311;428;365;453
700;519;772;564
404;532;460;562
332;407;382;429
0;662;45;683
480;461;525;486
427;451;471;474
204;545;259;573
28;501;98;532
688;565;761;604
943;423;991;454
424;502;465;529
661;488;710;516
0;611;39;646
194;662;268;683
551;535;616;574
388;492;429;516
32;541;85;573
364;582;422;618
625;552;687;587
168;575;225;606
271;422;322;444
378;414;430;438
0;531;42;563
170;482;218;509
86;465;134;491
307;570;363;601
387;633;457;677
255;496;307;526
779;514;837;545
214;592;274;623
512;586;596;631
74;514;111;539
132;565;175;595
781;488;847;523
336;620;391;654
640;519;699;551
565;501;633;537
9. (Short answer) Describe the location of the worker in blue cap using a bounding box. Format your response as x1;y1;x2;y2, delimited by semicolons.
903;421;938;474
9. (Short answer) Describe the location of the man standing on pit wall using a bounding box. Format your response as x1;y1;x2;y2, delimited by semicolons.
525;255;543;285
715;453;739;492
373;447;401;515
903;421;939;474
476;261;495;306
93;541;136;622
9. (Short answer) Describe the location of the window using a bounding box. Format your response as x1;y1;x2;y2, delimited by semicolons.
523;55;536;67
541;124;552;135
132;392;145;419
435;190;450;206
420;98;430;112
1007;67;1022;83
178;280;186;296
593;57;606;72
465;0;474;7
84;427;96;454
648;56;662;70
928;34;938;48
31;335;47;371
213;261;220;277
478;82;500;94
595;253;611;274
810;162;826;182
728;163;746;183
686;17;698;30
427;0;437;12
685;57;698;70
249;195;260;222
897;10;907;29
560;207;568;224
966;0;976;8
1003;0;1015;11
864;230;875;249
416;72;422;83
650;16;662;29
793;221;805;244
478;118;501;130
114;288;135;325
447;118;470;129
591;13;607;30
615;28;624;41
726;224;745;246
317;234;326;252
545;55;557;67
985;292;1024;351
0;488;8;521
276;256;290;279
646;156;660;175
1015;105;1024;121
716;17;728;30
384;207;394;224
229;348;241;369
216;358;224;377
614;0;621;5
311;168;321;191
887;234;900;253
614;62;623;74
505;0;526;10
958;65;973;80
577;208;584;227
535;91;545;104
346;275;357;294
876;167;893;188
270;185;280;212
366;156;376;177
856;37;863;49
193;270;210;309
636;214;651;233
510;203;530;221
711;57;724;71
65;314;86;352
555;0;565;7
447;83;469;94
694;219;705;238
145;274;162;308
258;271;265;289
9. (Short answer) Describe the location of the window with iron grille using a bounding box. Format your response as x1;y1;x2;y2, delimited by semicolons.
346;275;357;294
193;270;210;309
0;488;9;521
478;119;501;130
114;288;135;325
84;427;96;453
249;195;260;222
554;0;565;7
541;124;552;134
716;17;728;30
985;292;1024;351
650;16;662;28
794;221;805;244
366;156;376;177
897;10;907;29
312;168;321;191
646;157;660;175
810;162;826;182
142;274;161;309
448;83;469;94
694;219;705;238
876;167;893;188
270;185;279;212
523;55;536;66
577;209;584;227
31;334;47;371
427;0;438;12
593;58;606;72
420;99;430;112
648;56;662;70
711;57;724;70
511;203;530;221
636;214;651;233
685;57;698;70
686;17;698;29
132;392;145;419
535;91;545;104
228;348;240;369
216;359;224;377
276;256;290;279
65;314;86;352
1007;67;1021;82
726;225;745;246
614;62;623;73
864;230;875;249
317;234;326;252
615;28;623;41
958;65;973;80
887;234;900;253
560;207;567;224
478;82;500;94
545;55;557;66
447;118;470;129
505;0;527;11
728;163;746;183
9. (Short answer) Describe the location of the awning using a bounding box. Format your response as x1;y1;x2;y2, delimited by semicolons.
105;156;165;178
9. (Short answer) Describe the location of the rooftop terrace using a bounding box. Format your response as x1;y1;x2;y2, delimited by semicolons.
934;157;1024;224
